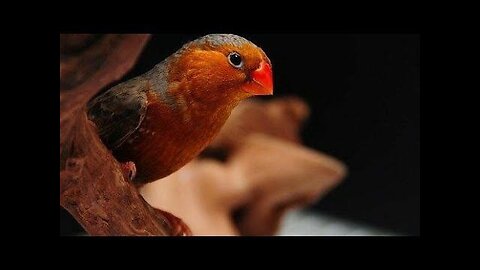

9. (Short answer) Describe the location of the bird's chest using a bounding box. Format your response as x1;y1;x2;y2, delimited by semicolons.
115;95;230;181
141;99;227;150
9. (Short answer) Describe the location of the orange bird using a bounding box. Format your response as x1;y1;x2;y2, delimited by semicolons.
87;34;273;185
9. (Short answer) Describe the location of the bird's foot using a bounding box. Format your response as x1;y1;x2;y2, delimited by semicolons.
120;161;137;181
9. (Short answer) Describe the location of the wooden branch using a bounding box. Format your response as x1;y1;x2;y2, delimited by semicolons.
206;97;345;235
60;34;191;236
208;97;311;152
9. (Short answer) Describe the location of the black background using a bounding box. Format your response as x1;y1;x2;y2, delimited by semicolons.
60;33;420;235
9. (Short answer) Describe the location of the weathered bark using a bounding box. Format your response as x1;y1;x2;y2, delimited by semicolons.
60;34;191;236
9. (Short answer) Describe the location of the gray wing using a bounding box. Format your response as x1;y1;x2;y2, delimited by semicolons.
87;78;148;150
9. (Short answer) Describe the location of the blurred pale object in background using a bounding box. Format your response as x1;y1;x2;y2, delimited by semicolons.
277;210;396;236
141;97;347;235
209;96;310;150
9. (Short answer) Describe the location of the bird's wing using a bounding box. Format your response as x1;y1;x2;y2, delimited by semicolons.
87;78;149;150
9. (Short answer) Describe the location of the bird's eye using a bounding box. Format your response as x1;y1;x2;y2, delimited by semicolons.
228;52;243;68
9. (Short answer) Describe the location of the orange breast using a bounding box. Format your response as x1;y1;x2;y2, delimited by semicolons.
114;91;231;184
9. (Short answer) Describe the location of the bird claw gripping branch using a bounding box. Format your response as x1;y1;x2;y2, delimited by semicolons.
120;161;137;181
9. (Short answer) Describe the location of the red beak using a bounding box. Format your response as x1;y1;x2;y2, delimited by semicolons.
244;60;273;95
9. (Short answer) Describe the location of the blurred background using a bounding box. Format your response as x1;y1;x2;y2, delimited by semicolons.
60;33;420;236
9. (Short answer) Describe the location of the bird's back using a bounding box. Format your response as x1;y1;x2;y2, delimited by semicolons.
87;77;149;150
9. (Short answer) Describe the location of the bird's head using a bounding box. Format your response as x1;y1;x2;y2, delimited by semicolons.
167;34;273;105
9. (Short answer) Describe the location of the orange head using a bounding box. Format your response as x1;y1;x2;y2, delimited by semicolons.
166;34;273;105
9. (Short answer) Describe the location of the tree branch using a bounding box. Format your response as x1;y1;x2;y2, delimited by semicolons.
60;34;191;236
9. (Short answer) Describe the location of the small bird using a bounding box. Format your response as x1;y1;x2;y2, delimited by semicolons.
87;34;273;185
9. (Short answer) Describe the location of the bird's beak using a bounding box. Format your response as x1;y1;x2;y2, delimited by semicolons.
244;61;273;95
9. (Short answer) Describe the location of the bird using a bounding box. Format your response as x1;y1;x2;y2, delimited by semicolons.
87;34;273;185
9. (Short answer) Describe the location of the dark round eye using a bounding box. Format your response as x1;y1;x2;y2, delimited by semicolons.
228;52;243;68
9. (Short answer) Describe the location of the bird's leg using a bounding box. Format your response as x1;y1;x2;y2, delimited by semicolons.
120;161;137;181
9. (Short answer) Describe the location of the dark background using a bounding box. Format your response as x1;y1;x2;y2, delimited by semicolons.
60;33;420;235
